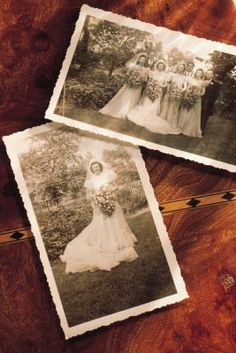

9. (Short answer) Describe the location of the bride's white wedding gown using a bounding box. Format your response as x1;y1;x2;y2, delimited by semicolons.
99;64;147;119
60;169;138;273
127;71;179;134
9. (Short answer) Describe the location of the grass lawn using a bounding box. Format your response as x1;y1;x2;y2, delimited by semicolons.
52;210;176;327
56;102;236;166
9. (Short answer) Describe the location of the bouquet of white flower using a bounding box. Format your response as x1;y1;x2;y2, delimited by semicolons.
126;69;145;88
94;190;116;217
144;79;162;101
168;83;184;101
181;88;200;109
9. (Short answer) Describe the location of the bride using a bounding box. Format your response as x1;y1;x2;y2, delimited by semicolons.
127;60;180;134
99;54;148;119
60;160;138;273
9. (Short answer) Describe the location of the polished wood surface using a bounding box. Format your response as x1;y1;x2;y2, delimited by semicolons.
0;1;236;352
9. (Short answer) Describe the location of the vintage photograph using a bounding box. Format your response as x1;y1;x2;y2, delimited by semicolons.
4;123;187;338
47;5;236;172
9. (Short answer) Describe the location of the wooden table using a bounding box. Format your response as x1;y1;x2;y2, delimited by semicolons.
0;1;236;352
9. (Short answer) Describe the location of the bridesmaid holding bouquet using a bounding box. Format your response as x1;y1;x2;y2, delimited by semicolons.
161;61;188;128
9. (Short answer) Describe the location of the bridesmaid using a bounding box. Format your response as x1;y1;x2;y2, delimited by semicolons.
127;60;179;134
178;68;205;138
161;61;188;128
128;60;167;119
99;54;148;119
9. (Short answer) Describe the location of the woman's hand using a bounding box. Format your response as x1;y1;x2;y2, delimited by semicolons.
181;81;188;92
200;87;206;96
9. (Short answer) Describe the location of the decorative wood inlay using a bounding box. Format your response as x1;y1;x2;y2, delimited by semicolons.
159;189;236;214
0;227;33;246
1;189;235;246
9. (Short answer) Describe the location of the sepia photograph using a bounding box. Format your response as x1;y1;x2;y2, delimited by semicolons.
4;123;187;339
47;5;236;172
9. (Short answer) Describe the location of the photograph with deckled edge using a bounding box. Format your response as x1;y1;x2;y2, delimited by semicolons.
46;5;236;173
3;123;188;339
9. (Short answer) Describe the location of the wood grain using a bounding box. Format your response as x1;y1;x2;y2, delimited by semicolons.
0;1;236;352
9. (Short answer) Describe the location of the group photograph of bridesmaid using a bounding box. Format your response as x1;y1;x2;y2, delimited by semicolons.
99;53;212;138
53;13;236;168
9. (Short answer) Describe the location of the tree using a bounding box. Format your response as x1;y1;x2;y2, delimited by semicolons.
72;16;100;72
103;146;147;213
209;51;236;81
209;51;236;118
20;127;83;192
85;18;155;76
168;47;185;62
19;128;92;262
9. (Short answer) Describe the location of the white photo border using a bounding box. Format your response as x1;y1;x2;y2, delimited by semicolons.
45;4;236;173
3;122;188;339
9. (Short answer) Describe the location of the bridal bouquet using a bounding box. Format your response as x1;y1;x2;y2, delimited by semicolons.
181;92;200;109
94;191;116;217
126;69;145;88
144;79;162;101
181;87;201;109
167;84;184;101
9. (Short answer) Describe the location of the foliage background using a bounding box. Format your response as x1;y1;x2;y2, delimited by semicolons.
210;51;236;119
56;16;161;112
19;126;148;262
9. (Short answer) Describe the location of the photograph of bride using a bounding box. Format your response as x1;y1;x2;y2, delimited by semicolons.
5;123;187;337
60;158;139;274
48;6;236;171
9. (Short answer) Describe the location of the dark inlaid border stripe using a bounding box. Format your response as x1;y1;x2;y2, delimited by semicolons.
0;228;33;246
159;189;236;214
0;190;235;246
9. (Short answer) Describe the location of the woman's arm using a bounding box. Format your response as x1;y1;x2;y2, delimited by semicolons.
200;86;206;96
85;187;93;202
167;72;173;84
182;79;188;91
